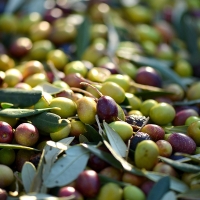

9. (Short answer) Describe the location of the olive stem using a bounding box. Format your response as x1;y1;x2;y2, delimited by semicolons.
130;81;164;92
80;82;103;97
70;87;98;100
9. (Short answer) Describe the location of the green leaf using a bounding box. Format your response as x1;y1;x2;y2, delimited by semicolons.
147;176;170;200
29;151;45;193
84;124;102;143
163;125;188;134
27;112;69;133
79;134;89;143
177;189;200;199
159;156;200;173
0;107;58;118
81;143;123;170
43;145;90;188
144;171;189;193
160;191;177;200
0;143;40;151
174;153;200;164
172;99;200;106
0;88;42;108
103;121;127;158
104;13;120;58
42;141;66;184
76;15;91;60
134;90;174;99
21;162;36;193
33;82;64;95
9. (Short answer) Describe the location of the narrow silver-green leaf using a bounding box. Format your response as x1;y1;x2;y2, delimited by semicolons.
159;156;200;173
27;112;69;133
43;145;90;188
177;189;200;199
104;13;120;58
164;125;188;134
21;162;36;193
33;82;64;95
81;143;123;170
144;171;189;193
175;153;200;164
0;143;40;151
160;191;177;200
42;142;65;182
0;88;42;108
103;121;127;158
147;176;170;200
0;107;58;118
76;15;91;60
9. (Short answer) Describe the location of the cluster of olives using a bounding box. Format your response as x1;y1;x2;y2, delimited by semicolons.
0;0;200;199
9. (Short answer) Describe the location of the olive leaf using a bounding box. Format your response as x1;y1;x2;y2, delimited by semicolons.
27;112;69;133
84;124;102;143
0;107;58;118
75;14;91;60
104;13;120;59
0;143;40;151
21;162;36;193
174;153;200;164
43;145;90;188
134;90;174;99
147;176;170;200
103;121;127;158
163;125;188;134
172;99;200;106
42;142;65;184
81;143;123;170
159;156;200;173
160;191;177;200
33;82;64;95
79;134;89;143
0;88;42;107
176;189;200;199
29;148;46;193
144;171;189;193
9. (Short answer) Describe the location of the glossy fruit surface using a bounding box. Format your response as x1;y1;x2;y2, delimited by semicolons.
97;182;123;200
49;97;77;118
0;164;14;188
149;102;176;125
187;120;200;146
14;123;39;147
0;121;14;143
75;170;100;198
167;132;196;154
141;124;165;142
77;96;97;124
134;140;159;170
108;121;133;141
123;185;146;200
97;95;118;123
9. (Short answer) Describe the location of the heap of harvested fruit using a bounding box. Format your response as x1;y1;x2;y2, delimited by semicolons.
0;0;200;199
